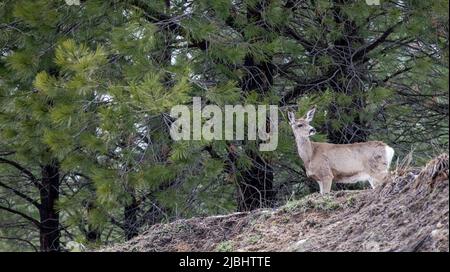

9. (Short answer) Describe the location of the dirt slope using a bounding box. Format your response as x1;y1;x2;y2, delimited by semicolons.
103;154;449;252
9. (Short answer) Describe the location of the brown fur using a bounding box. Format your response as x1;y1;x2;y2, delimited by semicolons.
288;109;394;194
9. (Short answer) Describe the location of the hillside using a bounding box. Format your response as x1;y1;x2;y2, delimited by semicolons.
102;154;449;252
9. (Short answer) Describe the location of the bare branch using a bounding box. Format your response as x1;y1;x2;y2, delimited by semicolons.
0;180;40;209
0;205;40;228
0;158;40;189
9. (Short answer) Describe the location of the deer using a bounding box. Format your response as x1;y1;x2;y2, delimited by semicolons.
288;107;395;194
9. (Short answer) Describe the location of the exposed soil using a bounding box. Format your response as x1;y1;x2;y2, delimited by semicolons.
102;154;449;252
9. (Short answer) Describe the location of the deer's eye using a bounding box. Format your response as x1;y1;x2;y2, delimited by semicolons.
297;124;303;128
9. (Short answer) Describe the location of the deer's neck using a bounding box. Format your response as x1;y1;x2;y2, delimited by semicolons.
294;135;314;168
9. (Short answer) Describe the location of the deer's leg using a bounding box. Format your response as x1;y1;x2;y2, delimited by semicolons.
317;178;332;194
369;172;389;189
321;179;332;194
368;177;377;189
318;181;324;194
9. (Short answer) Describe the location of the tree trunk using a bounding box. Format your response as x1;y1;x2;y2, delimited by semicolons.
326;0;369;144
85;201;101;243
124;194;139;240
327;96;369;144
233;1;276;211
39;163;60;252
86;228;101;244
235;55;276;211
235;150;274;211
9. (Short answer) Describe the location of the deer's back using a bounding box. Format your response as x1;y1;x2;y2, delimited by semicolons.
311;141;389;174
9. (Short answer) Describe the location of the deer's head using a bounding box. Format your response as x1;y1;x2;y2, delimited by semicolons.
288;107;317;138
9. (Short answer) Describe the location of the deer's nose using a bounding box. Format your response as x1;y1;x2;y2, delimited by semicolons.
310;128;316;134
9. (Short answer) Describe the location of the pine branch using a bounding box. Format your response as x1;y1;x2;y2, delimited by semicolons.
283;26;316;53
0;158;41;189
281;69;340;103
0;236;39;252
0;205;41;228
129;0;179;31
0;180;40;209
381;66;413;83
352;20;405;61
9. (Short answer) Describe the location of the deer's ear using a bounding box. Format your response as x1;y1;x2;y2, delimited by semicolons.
288;111;296;124
305;107;316;122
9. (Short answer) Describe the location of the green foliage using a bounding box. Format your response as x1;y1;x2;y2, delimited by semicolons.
368;87;394;103
13;0;59;29
111;21;157;57
55;39;107;74
6;50;39;80
282;195;341;213
215;240;234;252
137;165;177;189
206;81;241;105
